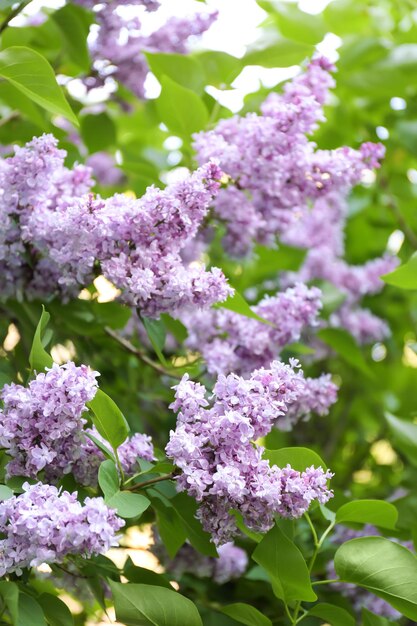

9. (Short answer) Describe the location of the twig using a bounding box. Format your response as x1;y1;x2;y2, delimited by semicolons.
123;472;175;491
104;326;182;380
0;2;28;34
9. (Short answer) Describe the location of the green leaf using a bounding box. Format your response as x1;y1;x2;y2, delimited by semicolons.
87;388;130;449
52;4;91;72
29;306;54;373
196;50;242;87
155;76;208;139
0;47;78;125
81;112;117;153
382;253;417;289
0;582;18;625
109;581;203;626
85;431;116;462
317;327;373;377
106;491;150;519
38;594;74;626
336;499;398;529
154;501;187;558
141;317;167;366
244;37;313;68
219;603;272;626
385;412;417;466
171;493;217;557
0;485;13;501
98;460;120;499
252;524;317;603
145;52;205;93
308;603;355;626
124;559;173;589
335;537;417;620
215;290;272;326
0;82;45;128
18;594;46;626
260;2;326;45
264;447;327;472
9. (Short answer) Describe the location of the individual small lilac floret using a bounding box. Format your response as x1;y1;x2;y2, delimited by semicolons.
166;365;333;544
0;483;124;576
0;362;99;480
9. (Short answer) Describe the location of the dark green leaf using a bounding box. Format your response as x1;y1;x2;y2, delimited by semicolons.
146;52;205;93
382;254;417;289
52;4;91;72
0;47;78;125
362;607;398;626
385;412;417;466
106;491;150;519
87;388;130;449
155;76;208;139
38;593;74;626
264;447;327;472
252;524;317;602
124;559;173;589
81;112;117;153
110;581;203;626
141;317;167;366
0;582;18;624
215;290;272;325
308;603;355;626
171;493;217;557
336;499;398;529
29;306;54;373
335;537;417;620
18;594;46;626
317;327;373;377
219;603;272;626
98;459;120;499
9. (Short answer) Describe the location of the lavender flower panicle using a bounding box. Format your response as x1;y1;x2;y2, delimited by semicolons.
166;364;333;544
0;483;124;576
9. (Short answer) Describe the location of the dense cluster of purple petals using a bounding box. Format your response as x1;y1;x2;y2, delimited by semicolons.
0;362;98;480
0;362;154;486
166;365;333;544
0;134;231;316
182;283;323;376
154;539;248;584
192;58;395;345
74;0;216;98
0;483;124;576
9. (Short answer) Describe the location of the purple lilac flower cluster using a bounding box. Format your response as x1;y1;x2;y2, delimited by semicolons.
192;58;396;345
0;483;124;576
154;539;248;584
328;525;414;620
193;58;382;258
0;134;231;316
182;283;324;376
0;362;99;480
0;362;155;486
166;365;333;544
74;0;217;98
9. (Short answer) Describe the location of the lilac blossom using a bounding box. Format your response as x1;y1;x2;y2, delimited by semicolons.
154;539;248;584
182;283;323;376
74;0;217;98
86;151;125;186
166;364;333;544
193;58;384;258
0;362;99;480
0;483;124;576
0;134;232;316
